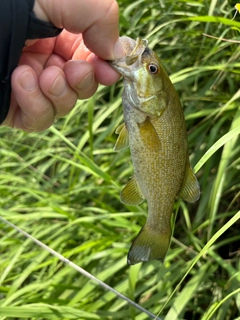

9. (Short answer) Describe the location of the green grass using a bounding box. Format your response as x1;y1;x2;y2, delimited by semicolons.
1;0;240;319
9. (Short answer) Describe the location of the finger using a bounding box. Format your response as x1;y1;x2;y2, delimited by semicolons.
39;66;78;117
35;0;124;60
63;60;98;100
82;1;124;59
45;53;66;69
19;39;56;77
10;65;55;131
86;54;121;86
54;31;87;61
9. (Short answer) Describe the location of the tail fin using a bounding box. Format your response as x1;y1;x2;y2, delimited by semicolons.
127;225;171;265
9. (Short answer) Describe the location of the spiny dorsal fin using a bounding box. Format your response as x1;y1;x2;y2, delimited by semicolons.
120;175;145;205
114;123;129;151
179;165;200;203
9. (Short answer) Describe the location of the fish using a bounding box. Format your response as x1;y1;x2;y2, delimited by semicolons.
109;37;200;265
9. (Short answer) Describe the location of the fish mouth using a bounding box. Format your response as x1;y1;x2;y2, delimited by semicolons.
125;38;148;65
109;37;148;75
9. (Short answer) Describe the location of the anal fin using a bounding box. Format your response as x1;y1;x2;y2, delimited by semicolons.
120;175;145;205
179;165;200;203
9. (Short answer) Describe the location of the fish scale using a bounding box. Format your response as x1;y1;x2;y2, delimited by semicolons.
109;37;200;265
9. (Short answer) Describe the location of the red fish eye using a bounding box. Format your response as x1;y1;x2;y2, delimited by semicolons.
148;64;159;74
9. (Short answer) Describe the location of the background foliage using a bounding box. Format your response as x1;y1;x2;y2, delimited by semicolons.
0;0;240;319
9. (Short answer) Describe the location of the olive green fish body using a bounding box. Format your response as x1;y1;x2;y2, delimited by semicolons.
110;37;200;265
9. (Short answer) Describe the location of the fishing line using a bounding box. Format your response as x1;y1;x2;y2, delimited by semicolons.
202;33;240;44
232;3;240;20
202;3;240;44
0;215;163;320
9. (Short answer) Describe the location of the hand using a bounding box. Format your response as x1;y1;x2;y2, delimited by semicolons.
3;0;124;132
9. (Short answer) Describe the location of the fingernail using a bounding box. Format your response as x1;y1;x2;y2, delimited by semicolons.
49;74;66;96
20;71;37;91
77;71;93;91
113;38;125;59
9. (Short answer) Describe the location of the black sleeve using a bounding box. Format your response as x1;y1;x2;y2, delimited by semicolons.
0;0;63;124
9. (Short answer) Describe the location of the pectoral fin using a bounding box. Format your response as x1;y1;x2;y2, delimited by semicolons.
114;123;129;151
120;175;145;205
179;165;200;203
138;118;161;151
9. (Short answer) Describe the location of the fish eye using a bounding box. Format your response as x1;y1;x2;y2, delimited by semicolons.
148;63;159;74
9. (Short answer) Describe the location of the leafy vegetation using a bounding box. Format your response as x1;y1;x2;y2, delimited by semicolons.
0;0;240;319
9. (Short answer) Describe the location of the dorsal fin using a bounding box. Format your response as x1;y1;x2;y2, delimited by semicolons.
179;165;200;203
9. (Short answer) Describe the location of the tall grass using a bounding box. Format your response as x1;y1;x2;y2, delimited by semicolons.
0;0;240;319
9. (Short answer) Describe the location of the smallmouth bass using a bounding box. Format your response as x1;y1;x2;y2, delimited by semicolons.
109;37;200;265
